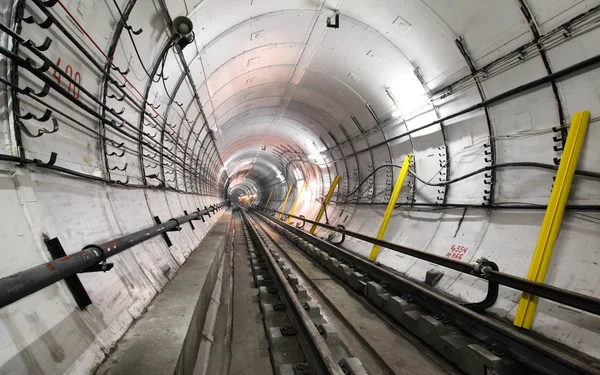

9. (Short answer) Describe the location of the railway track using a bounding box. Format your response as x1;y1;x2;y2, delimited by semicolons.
230;206;600;375
238;208;369;375
241;206;600;375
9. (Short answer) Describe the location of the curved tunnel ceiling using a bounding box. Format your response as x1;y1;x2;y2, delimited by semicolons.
145;0;597;200
160;0;461;196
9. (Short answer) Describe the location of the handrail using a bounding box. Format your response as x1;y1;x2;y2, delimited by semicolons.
0;202;227;309
257;207;600;317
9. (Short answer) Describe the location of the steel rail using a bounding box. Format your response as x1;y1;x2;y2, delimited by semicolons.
0;203;226;309
252;208;600;375
257;207;600;317
240;209;345;375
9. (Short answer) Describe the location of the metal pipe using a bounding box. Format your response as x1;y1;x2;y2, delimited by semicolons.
0;203;225;309
256;207;600;317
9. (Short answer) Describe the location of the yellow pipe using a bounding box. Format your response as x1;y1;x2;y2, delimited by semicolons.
264;190;273;208
278;184;294;220
310;175;341;234
287;182;306;223
513;110;590;329
369;155;413;261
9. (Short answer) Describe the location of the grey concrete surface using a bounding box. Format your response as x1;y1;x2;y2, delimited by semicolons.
203;233;233;375
95;210;232;375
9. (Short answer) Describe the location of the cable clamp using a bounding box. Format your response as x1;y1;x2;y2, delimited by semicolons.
167;218;182;231
473;257;492;276
80;244;113;273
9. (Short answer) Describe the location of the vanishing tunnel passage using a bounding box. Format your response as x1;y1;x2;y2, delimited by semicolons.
1;0;600;374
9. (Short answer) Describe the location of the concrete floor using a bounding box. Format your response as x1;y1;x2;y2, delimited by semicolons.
95;211;232;375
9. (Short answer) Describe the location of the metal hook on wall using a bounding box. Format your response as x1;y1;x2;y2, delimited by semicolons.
22;83;51;98
21;37;52;52
109;163;128;171
108;77;126;88
143;152;157;159
107;149;125;157
15;117;59;138
107;93;125;101
32;151;58;166
124;24;143;35
18;8;54;29
24;57;52;73
109;140;125;148
110;107;126;116
113;176;130;185
144;162;158;168
110;65;130;75
19;108;52;122
156;71;169;81
150;102;161;110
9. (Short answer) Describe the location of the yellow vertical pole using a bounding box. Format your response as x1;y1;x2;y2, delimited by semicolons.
369;155;413;261
264;190;273;208
513;110;590;329
310;175;341;234
278;184;294;220
287;181;306;223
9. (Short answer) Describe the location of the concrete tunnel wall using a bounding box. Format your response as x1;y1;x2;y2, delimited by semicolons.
1;0;600;373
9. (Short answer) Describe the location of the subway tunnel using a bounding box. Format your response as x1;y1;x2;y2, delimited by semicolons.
1;0;600;374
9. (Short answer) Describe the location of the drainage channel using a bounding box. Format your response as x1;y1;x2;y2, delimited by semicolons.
239;208;368;375
250;208;600;375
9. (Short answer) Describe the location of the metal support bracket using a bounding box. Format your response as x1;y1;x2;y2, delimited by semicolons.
43;236;93;309
79;262;114;273
196;207;205;222
184;210;195;230
154;216;173;247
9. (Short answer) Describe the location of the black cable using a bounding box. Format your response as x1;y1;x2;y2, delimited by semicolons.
110;0;158;81
341;164;396;197
340;163;600;198
0;153;220;196
410;162;600;187
160;48;175;101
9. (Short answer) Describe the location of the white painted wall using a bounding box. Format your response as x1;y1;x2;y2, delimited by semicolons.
0;0;223;373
